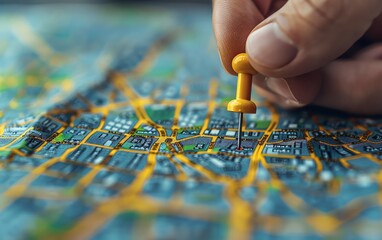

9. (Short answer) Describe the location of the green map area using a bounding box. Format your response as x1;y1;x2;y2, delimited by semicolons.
0;4;381;240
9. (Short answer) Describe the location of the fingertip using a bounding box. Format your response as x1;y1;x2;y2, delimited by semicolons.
217;43;241;74
212;0;265;75
254;86;306;109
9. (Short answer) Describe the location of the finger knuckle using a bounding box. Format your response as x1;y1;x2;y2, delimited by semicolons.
291;0;346;30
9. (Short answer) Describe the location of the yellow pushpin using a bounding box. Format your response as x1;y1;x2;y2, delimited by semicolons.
227;53;257;149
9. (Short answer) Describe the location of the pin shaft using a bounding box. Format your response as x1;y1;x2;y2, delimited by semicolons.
237;112;243;149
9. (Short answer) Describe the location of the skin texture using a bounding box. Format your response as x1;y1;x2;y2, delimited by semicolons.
213;0;382;115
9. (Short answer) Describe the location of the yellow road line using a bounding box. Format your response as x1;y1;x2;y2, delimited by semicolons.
11;18;55;62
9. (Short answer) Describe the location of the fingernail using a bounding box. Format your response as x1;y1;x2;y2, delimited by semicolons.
246;22;297;68
252;74;267;89
265;77;299;104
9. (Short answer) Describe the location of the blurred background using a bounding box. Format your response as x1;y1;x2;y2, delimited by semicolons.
0;0;211;3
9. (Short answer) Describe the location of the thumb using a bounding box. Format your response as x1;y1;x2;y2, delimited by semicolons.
246;0;382;77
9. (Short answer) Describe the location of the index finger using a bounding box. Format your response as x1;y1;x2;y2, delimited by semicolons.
212;0;268;74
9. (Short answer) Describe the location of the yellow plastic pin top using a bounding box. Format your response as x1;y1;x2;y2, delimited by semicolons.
227;53;257;114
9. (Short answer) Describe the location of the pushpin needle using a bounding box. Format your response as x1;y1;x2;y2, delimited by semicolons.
226;53;258;150
237;112;243;149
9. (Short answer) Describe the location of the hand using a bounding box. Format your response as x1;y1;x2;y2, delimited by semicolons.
213;0;382;114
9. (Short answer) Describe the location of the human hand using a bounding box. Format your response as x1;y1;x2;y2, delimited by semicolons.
213;0;382;114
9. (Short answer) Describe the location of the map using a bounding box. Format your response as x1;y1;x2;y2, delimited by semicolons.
0;4;381;240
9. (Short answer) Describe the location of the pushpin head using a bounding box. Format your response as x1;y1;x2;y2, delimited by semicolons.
227;99;257;113
232;53;257;75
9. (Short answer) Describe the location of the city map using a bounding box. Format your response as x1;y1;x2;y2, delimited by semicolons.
0;4;381;240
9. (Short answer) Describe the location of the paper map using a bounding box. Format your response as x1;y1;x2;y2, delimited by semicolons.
0;4;381;240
